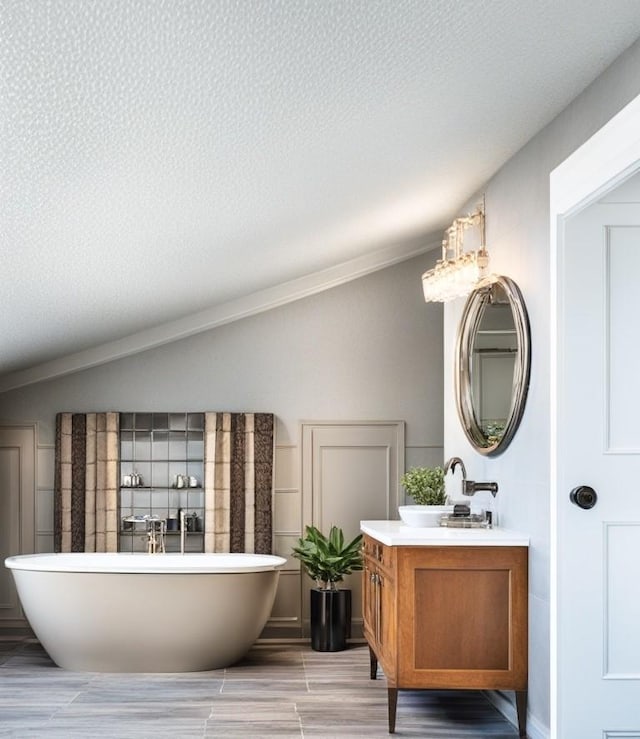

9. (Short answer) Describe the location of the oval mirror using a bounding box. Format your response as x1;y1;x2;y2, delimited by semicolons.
455;275;531;456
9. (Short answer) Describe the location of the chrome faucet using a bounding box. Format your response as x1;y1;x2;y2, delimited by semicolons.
444;456;466;482
146;519;166;554
444;456;498;498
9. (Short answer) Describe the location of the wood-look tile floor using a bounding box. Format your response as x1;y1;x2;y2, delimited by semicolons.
0;638;521;738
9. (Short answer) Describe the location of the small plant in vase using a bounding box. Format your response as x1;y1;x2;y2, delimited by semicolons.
292;525;363;651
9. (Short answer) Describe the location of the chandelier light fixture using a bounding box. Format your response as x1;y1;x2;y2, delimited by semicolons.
422;199;489;302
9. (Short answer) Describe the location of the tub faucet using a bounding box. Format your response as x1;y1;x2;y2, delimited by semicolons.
444;456;498;498
146;519;166;554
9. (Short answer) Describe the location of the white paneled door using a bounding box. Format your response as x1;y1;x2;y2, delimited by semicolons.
559;202;640;737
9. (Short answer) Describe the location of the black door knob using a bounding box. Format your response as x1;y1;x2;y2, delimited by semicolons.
569;485;598;510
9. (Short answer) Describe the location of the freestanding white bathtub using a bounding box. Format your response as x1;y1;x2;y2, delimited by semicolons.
5;552;286;672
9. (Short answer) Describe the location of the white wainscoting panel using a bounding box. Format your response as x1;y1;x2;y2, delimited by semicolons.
302;421;405;529
273;533;300;570
0;448;20;611
37;445;55;490
266;443;303;633
301;420;405;633
36;489;54;535
267;571;302;633
274;444;299;491
36;534;54;554
0;425;36;623
273;490;301;535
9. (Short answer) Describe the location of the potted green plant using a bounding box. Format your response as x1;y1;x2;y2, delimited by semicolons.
400;466;446;504
292;524;363;651
399;466;451;526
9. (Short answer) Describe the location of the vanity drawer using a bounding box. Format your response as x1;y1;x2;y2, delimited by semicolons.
363;535;395;572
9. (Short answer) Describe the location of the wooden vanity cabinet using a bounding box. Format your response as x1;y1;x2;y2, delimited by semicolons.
362;535;528;736
362;536;396;679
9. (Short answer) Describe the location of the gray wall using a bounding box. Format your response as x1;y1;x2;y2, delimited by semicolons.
0;252;444;626
443;36;640;738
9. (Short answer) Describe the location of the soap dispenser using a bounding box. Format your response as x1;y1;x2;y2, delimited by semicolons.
471;490;495;527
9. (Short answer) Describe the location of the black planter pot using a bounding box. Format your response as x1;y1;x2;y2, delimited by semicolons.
310;588;352;652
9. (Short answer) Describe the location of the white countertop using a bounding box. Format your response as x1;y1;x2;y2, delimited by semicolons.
360;520;529;547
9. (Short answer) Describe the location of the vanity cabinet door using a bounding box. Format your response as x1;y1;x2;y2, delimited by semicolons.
397;545;528;690
362;537;377;640
362;536;397;680
377;561;396;673
362;556;377;645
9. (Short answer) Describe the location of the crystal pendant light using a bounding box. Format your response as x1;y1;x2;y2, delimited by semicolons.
422;200;489;302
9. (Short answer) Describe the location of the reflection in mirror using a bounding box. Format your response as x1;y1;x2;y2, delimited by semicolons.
456;276;530;456
471;282;517;443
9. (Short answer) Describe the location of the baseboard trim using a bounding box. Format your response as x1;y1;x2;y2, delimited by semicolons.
483;690;549;739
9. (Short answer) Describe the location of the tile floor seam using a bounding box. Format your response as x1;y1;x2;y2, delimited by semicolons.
42;687;86;726
204;703;215;737
301;649;311;693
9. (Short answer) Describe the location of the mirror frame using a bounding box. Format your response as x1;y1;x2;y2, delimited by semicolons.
455;275;531;457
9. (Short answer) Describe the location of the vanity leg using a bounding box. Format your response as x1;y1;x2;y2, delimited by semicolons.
368;644;378;679
387;687;398;734
515;690;527;737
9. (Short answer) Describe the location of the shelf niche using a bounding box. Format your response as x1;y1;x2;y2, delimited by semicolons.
119;412;205;553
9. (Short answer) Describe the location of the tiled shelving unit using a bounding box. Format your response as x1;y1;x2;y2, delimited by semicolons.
119;412;205;553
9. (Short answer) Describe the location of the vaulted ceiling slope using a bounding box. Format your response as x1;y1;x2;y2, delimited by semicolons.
2;0;640;389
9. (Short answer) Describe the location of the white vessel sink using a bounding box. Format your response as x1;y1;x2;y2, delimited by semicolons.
398;505;453;528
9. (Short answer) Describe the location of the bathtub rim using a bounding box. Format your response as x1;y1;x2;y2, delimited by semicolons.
5;552;287;575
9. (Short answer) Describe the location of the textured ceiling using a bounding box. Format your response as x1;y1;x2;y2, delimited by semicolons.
2;0;640;386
